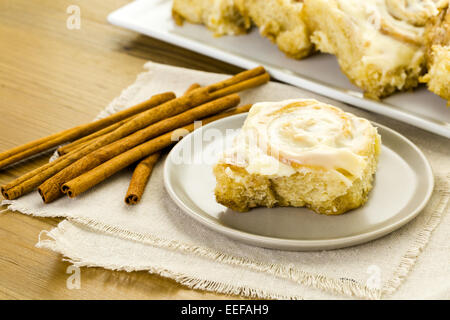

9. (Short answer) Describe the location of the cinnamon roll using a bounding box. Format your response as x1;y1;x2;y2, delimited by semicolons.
172;0;313;59
234;0;313;59
385;0;447;26
303;0;444;99
172;0;251;36
213;99;381;215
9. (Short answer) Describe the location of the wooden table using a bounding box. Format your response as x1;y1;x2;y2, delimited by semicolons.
0;0;244;299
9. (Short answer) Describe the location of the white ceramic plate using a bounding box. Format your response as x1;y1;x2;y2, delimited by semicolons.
164;114;434;251
108;0;450;138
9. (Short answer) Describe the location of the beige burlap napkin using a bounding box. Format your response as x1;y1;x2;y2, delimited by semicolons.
3;62;449;299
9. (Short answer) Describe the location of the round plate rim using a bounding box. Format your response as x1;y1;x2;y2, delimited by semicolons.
164;113;434;250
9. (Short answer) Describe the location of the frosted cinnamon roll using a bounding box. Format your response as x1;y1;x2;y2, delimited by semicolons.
234;0;313;59
172;0;251;36
172;0;313;59
303;0;444;99
385;0;448;26
214;99;381;215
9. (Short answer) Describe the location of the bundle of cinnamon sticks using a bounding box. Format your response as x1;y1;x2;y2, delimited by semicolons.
0;67;269;205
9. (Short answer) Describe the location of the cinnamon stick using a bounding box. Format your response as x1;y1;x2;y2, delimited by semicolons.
124;84;201;204
40;94;240;203
2;90;210;200
209;73;270;100
184;83;201;95
58;123;121;156
62;104;252;198
58;135;100;156
123;83;201;204
121;83;200;205
0;92;175;169
1;67;268;200
124;152;161;205
64;84;200;161
207;66;266;93
57;115;135;155
1;90;186;200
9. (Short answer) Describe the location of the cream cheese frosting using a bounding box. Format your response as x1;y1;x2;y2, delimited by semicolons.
336;0;426;71
221;99;380;184
335;0;446;44
385;0;448;26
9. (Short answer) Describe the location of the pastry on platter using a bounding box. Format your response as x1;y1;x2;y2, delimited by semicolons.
172;0;312;58
234;0;313;59
172;0;250;36
213;99;381;215
383;0;448;27
303;0;445;99
420;4;450;104
172;0;448;102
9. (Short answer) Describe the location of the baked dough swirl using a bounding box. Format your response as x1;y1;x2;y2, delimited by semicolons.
385;0;448;26
243;99;374;179
304;0;436;98
215;99;381;214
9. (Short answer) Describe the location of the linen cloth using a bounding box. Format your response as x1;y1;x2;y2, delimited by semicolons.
3;62;449;299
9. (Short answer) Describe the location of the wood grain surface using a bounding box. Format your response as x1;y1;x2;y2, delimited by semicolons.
0;0;244;300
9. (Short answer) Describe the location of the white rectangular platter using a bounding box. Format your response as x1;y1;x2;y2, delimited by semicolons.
108;0;450;138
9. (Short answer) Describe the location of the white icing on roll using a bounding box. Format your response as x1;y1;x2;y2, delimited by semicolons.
385;0;447;26
336;0;425;44
222;99;379;183
320;0;428;78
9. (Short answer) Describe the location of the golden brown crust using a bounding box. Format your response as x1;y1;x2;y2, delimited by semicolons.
385;0;449;26
173;0;312;58
303;0;427;99
213;100;382;215
172;0;251;36
421;5;450;103
424;5;450;62
214;159;379;215
234;0;313;59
